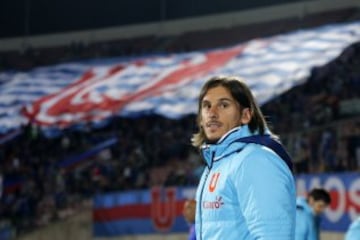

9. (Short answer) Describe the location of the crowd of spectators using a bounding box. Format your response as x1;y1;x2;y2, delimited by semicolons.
0;115;200;237
0;14;359;240
262;41;360;173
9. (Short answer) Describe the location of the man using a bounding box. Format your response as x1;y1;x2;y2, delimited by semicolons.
345;217;360;240
295;188;331;240
183;199;196;240
192;76;296;240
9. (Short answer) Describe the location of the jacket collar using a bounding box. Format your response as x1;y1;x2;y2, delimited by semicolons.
201;125;254;167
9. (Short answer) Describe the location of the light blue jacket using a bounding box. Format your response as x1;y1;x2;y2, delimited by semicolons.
345;217;360;240
295;197;318;240
195;126;296;240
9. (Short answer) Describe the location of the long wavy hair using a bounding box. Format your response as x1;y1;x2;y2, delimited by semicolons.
191;76;270;148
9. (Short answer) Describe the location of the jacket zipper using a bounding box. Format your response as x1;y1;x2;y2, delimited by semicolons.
198;151;214;240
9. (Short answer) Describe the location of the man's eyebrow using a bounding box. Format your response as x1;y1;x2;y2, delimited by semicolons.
218;98;232;102
202;97;232;102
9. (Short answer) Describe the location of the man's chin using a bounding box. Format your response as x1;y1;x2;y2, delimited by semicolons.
205;138;220;144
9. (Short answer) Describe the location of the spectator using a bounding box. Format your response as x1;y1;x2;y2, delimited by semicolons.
183;199;196;240
295;188;331;240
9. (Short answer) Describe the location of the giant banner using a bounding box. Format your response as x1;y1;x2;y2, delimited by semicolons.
297;172;360;232
0;22;359;134
93;173;360;237
93;187;196;236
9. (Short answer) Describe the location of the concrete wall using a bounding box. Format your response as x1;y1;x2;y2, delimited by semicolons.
321;232;345;240
17;210;92;240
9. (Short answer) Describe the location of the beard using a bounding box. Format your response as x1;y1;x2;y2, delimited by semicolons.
205;137;220;144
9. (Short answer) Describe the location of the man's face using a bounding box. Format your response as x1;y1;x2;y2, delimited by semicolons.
183;199;196;223
309;197;329;215
200;86;245;143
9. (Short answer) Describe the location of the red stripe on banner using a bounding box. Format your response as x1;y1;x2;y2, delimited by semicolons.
93;200;186;222
24;46;243;128
22;69;97;122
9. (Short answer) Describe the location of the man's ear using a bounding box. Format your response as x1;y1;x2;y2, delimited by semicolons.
240;108;252;125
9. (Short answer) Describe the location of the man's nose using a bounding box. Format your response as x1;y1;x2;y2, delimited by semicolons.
208;105;218;118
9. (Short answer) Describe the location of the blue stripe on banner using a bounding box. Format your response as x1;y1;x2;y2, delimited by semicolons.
94;186;196;208
93;217;188;236
93;189;151;208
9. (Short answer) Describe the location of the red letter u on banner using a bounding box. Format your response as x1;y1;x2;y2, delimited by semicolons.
150;187;176;232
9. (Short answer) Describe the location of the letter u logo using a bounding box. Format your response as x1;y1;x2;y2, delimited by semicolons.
209;173;220;192
150;187;176;232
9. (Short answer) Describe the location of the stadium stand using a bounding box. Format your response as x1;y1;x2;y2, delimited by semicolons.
0;1;359;239
262;41;360;173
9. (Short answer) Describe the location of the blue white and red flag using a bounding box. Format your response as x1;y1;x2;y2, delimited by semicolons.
0;22;359;134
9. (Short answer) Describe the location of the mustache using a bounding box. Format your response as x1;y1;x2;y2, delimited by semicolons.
205;121;222;127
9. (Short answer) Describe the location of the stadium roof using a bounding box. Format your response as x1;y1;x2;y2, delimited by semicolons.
1;0;359;39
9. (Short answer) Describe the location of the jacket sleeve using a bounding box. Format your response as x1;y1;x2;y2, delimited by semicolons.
345;219;360;240
231;146;296;240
